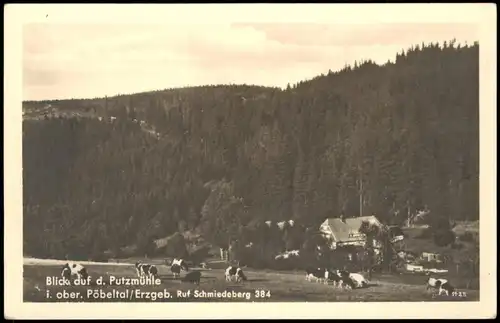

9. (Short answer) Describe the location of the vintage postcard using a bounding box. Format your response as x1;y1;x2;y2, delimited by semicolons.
4;3;497;319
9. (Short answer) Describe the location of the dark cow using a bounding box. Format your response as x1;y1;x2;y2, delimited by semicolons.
337;270;356;289
182;271;202;285
61;266;72;281
148;265;159;279
135;262;158;279
171;264;181;278
324;268;342;287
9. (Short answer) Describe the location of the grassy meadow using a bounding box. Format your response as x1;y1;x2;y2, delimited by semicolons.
23;259;479;303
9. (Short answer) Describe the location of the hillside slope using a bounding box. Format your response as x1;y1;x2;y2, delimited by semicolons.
23;41;479;259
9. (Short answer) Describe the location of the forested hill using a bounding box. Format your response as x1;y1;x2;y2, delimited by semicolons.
23;41;479;259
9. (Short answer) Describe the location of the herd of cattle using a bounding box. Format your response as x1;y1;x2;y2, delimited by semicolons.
305;267;369;289
59;259;456;297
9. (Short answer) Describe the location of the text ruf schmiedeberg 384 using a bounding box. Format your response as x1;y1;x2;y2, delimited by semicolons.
45;276;271;301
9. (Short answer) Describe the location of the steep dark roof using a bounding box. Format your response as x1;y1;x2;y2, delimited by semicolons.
320;215;382;243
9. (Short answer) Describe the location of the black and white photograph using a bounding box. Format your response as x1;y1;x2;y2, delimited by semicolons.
4;3;497;320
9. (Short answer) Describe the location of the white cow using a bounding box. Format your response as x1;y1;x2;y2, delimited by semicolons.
349;272;369;288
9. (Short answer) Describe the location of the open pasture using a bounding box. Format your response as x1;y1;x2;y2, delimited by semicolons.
23;259;479;302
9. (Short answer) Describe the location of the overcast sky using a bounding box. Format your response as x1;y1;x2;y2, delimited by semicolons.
23;22;479;101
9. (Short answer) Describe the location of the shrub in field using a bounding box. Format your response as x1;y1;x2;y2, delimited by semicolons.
90;252;109;262
433;229;456;247
415;228;433;239
435;232;456;247
459;231;475;242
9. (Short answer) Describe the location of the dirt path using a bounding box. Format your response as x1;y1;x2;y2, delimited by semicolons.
23;257;133;266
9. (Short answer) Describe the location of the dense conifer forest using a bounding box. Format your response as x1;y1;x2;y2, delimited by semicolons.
23;40;479;260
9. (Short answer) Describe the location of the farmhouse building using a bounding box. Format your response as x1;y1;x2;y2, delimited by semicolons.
319;215;383;250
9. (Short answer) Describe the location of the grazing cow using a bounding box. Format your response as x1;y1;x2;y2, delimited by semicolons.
135;262;158;279
135;262;158;278
337;270;356;289
305;267;324;283
110;116;117;121
182;271;202;285
427;277;455;296
172;258;189;271
324;269;342;287
225;266;247;282
61;262;89;282
439;281;455;296
349;272;369;288
264;220;272;227
141;264;159;279
170;264;181;278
